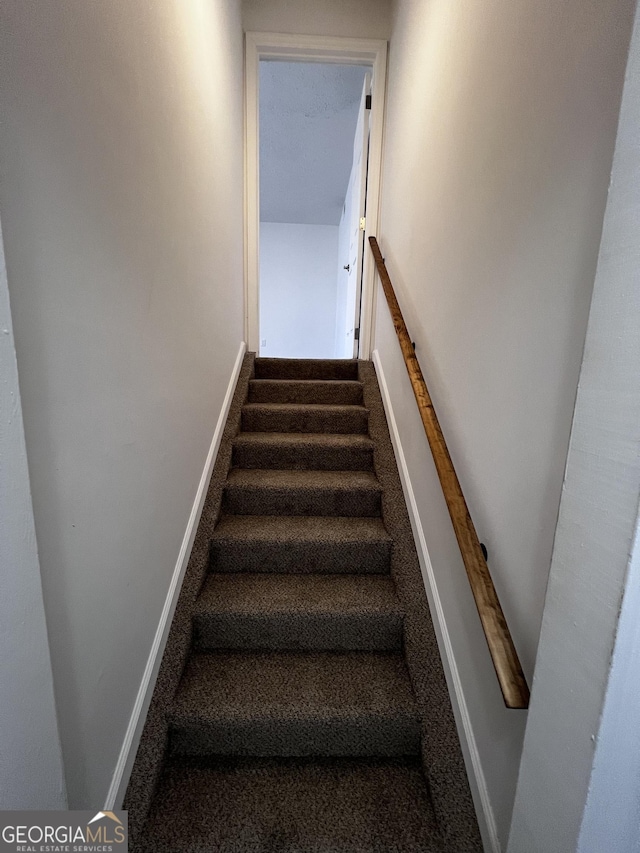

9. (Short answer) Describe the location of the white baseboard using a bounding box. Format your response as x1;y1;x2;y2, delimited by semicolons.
372;349;500;853
104;341;247;810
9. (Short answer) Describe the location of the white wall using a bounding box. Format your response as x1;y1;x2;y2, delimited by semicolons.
0;0;244;809
260;222;338;357
509;7;640;849
375;0;635;846
243;0;391;40
0;218;67;810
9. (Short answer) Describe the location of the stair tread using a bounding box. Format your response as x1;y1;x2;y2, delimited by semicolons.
241;402;369;435
194;574;403;651
251;378;363;385
233;431;374;448
250;379;363;388
242;402;368;413
223;469;382;516
209;515;392;575
195;574;402;617
170;651;419;723
211;514;391;545
232;431;375;471
138;757;441;853
225;468;381;491
248;378;364;405
254;358;359;380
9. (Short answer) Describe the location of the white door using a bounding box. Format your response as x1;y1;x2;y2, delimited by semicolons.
342;73;371;359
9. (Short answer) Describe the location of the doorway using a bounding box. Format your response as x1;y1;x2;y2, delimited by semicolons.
244;34;388;360
259;61;371;359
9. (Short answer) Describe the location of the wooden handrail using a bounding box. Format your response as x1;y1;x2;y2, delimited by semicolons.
369;236;530;709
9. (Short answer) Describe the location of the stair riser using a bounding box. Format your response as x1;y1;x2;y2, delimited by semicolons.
254;359;359;381
232;442;374;471
194;613;403;651
242;408;368;434
169;719;421;758
209;540;391;574
222;485;381;517
249;381;364;405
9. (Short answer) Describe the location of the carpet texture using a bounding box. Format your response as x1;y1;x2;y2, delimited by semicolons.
125;355;483;852
137;757;441;853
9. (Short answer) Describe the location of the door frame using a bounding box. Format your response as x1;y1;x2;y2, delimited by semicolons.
244;32;388;358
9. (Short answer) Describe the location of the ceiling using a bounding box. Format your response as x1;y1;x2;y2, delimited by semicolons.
259;61;370;226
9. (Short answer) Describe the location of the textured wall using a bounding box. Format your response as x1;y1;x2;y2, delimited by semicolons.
0;0;244;808
375;0;635;845
260;222;339;357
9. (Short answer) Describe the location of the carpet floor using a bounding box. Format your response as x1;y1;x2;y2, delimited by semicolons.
125;356;482;852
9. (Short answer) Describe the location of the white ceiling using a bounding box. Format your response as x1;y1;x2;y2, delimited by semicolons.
259;61;370;226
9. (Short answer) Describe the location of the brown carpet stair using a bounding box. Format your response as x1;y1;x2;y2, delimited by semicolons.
232;431;375;470
140;757;440;853
169;651;421;758
193;574;403;650
126;356;482;853
248;378;364;404
222;468;382;517
242;402;370;433
209;514;392;574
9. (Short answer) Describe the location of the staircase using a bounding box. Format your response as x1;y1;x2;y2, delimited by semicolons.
126;356;481;853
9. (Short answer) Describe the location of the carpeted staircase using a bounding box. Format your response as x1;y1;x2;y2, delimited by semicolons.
125;356;482;852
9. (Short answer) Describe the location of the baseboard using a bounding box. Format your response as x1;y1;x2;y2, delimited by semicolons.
104;341;247;810
372;349;500;853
